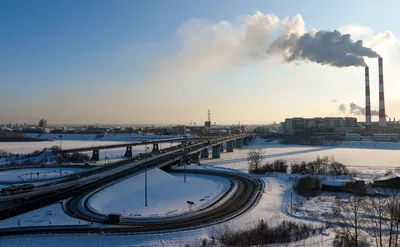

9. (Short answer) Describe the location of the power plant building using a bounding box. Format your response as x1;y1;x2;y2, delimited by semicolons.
281;117;358;135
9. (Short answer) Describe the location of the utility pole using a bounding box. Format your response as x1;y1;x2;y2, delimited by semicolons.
144;141;148;207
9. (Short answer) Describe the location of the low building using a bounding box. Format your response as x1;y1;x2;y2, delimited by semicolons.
373;133;399;142
344;133;361;141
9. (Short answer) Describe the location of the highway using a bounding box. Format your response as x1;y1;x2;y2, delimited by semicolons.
0;134;262;236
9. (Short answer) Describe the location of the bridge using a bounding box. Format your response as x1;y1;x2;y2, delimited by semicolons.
57;135;255;162
57;136;204;161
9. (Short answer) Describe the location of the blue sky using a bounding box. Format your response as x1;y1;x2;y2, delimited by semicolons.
1;0;400;124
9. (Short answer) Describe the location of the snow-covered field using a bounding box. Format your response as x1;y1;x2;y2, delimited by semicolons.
3;137;400;246
202;139;400;174
0;133;182;154
25;133;179;141
0;167;83;183
88;168;231;218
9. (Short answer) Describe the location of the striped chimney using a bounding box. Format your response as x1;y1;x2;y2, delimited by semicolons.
365;66;372;131
378;57;387;130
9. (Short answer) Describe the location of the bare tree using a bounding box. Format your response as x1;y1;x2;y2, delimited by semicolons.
385;190;400;247
364;195;386;247
333;194;366;246
247;149;264;173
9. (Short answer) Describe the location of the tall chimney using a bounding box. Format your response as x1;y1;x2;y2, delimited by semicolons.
365;66;372;131
378;57;387;130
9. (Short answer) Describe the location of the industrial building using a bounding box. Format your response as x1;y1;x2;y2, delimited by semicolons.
281;117;358;135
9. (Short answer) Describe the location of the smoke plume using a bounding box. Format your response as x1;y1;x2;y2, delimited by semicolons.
275;30;380;67
349;102;386;116
338;104;347;113
147;12;382;84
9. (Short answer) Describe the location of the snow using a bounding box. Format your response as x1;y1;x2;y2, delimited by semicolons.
87;168;231;218
0;133;183;154
374;173;399;181
0;167;83;183
201;138;400;174
25;133;179;141
0;202;99;228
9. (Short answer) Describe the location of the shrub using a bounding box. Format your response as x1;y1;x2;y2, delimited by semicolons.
293;176;321;198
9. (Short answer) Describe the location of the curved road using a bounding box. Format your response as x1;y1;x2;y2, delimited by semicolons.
0;169;263;236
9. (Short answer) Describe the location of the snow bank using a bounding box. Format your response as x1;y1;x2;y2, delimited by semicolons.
321;179;347;187
0;167;82;183
0;202;99;228
374;173;399;181
87;168;230;218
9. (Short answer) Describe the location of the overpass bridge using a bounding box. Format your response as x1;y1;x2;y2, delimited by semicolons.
57;137;204;161
57;135;255;162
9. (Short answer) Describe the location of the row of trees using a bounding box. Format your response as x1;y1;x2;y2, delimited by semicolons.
55;152;90;163
247;149;349;176
0;145;60;160
291;156;349;176
220;220;314;246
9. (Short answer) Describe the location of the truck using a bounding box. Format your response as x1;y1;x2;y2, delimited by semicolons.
107;213;122;224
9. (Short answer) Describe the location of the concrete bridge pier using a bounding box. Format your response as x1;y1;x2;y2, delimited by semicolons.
235;139;243;148
220;144;224;152
201;148;209;158
91;149;100;161
124;146;133;157
243;137;249;146
227;141;234;152
212;145;221;159
152;143;159;153
190;152;200;165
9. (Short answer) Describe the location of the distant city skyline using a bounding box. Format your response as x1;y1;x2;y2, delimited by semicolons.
1;0;400;124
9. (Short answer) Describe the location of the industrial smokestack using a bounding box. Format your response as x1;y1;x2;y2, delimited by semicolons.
378;57;387;130
365;66;372;131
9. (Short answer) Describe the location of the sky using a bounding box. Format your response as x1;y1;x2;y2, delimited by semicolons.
1;0;400;125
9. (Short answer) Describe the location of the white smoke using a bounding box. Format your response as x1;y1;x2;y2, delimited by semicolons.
146;11;389;84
